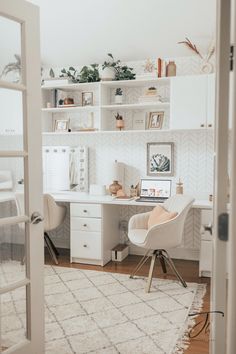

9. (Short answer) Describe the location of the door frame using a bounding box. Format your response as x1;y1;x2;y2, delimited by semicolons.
0;1;44;353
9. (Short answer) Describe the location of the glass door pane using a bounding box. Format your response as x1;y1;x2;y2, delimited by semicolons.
0;16;21;84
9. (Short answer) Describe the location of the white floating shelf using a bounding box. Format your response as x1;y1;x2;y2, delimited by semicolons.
41;81;100;91
101;102;170;110
101;77;170;87
42;105;99;113
42;128;213;136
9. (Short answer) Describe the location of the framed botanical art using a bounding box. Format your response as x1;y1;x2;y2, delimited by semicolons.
147;142;174;176
147;111;164;130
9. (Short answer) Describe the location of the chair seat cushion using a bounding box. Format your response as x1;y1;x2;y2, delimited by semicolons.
148;205;178;229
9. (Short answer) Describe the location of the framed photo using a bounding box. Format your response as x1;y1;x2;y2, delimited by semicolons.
147;111;164;130
82;92;93;106
54;119;69;132
147;142;174;176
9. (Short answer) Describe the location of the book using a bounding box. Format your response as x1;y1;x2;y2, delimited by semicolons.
115;196;134;201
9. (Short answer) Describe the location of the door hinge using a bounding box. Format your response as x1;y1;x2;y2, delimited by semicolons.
230;45;234;71
218;213;228;241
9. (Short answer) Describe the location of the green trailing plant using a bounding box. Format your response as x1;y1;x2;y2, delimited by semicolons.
115;65;136;81
102;53;120;70
115;88;123;96
79;64;100;83
60;64;100;83
102;53;136;81
60;67;80;83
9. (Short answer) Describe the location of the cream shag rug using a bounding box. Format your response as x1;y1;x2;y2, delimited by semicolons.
1;264;206;354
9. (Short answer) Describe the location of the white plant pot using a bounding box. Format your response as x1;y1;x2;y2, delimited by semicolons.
100;67;116;81
115;95;123;104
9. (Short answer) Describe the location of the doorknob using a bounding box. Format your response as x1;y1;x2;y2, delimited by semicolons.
31;212;44;224
204;223;213;235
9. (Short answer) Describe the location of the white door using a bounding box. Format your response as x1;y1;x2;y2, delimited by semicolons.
0;1;44;354
211;0;236;353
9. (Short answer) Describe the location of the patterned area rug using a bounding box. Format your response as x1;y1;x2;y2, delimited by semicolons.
1;264;206;354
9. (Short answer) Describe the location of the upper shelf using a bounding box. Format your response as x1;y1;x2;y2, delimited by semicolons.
41;81;100;91
41;77;170;91
101;77;170;87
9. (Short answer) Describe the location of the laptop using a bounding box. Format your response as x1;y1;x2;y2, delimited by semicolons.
136;179;172;203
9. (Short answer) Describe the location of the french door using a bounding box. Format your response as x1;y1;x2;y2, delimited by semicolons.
212;0;236;353
0;1;44;353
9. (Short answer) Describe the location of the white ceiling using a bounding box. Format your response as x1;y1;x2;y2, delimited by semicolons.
23;0;217;68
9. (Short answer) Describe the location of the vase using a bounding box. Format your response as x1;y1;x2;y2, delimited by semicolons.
200;61;213;74
116;119;124;130
166;61;176;77
115;95;123;104
109;180;122;196
100;67;115;81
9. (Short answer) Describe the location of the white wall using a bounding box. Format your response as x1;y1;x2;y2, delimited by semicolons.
19;0;217;68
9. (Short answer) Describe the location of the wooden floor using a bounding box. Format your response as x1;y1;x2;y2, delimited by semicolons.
45;249;210;354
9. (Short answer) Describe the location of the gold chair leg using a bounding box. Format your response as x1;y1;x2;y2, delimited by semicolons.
130;249;150;278
162;250;187;288
145;251;157;293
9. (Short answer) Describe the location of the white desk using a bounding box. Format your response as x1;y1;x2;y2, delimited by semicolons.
0;191;213;267
50;191;212;209
49;192;213;266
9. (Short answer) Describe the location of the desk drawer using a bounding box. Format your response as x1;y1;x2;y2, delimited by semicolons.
70;203;102;218
71;217;102;232
71;231;101;260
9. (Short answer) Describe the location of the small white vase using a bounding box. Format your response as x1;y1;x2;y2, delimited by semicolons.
100;67;115;81
115;95;123;104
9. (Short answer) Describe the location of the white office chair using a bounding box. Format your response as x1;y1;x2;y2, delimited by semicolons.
15;193;66;265
128;194;195;292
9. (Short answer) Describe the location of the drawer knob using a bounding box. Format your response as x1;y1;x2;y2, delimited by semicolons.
83;224;87;227
200;124;205;128
83;210;87;213
83;244;87;248
208;124;212;128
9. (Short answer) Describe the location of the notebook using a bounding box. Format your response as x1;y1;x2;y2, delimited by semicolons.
136;179;172;203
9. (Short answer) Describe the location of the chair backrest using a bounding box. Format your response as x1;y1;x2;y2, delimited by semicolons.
15;193;66;232
44;194;66;232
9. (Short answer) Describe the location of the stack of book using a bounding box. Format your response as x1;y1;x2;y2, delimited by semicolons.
138;95;162;104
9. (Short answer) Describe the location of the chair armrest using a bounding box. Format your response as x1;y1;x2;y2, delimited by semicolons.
128;211;151;231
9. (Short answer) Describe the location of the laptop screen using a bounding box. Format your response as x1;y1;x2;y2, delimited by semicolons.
140;179;171;198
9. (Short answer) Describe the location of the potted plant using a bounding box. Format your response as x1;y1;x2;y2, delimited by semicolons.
101;53;120;81
115;65;136;81
115;113;124;130
115;88;123;104
60;64;100;83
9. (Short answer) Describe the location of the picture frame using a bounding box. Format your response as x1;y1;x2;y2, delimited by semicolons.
147;142;174;176
54;119;69;132
147;111;164;130
82;92;93;106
